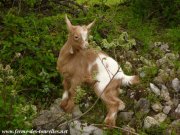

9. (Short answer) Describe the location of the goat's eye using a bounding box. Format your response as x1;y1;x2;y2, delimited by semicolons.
74;35;79;40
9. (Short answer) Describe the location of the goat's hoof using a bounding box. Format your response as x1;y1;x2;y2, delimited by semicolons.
104;118;116;128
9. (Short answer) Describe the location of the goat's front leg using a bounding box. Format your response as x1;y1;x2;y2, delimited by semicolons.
64;80;80;113
60;79;71;111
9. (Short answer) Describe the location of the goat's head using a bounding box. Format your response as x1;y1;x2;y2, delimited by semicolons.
65;15;95;54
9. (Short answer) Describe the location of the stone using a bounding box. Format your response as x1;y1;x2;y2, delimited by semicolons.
69;120;103;135
124;61;133;72
33;98;103;134
143;116;159;129
165;119;180;135
165;53;179;61
153;113;167;123
72;105;83;118
150;83;160;96
160;43;170;52
175;104;180;114
165;100;173;106
151;103;163;112
172;78;180;92
122;125;136;135
154;69;170;84
160;85;171;101
134;98;150;114
33;98;69;130
163;106;171;114
119;111;134;122
172;98;179;107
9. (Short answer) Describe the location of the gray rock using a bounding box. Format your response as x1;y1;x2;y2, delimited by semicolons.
165;53;179;61
72;105;83;118
163;106;171;114
156;57;167;67
33;98;103;134
69;120;103;135
33;98;69;130
172;98;179;107
165;100;174;106
122;125;136;135
160;85;171;101
143;116;159;129
172;78;180;92
165;119;180;135
151;103;163;112
175;104;180;114
154;69;170;84
150;83;160;96
119;111;134;122
160;43;170;52
124;61;133;72
153;113;167;123
135;98;150;114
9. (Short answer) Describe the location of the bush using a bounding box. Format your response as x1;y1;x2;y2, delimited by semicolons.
0;63;37;130
131;0;180;26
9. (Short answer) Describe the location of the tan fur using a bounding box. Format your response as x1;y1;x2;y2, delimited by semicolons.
57;15;138;127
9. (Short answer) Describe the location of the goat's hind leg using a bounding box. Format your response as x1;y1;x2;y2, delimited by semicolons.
102;81;125;127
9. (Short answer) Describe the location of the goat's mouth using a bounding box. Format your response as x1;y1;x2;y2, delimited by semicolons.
81;41;89;49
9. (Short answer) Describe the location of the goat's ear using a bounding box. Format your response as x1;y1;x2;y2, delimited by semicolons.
87;19;96;30
65;14;72;31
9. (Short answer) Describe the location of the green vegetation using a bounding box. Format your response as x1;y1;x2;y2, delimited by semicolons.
0;0;179;134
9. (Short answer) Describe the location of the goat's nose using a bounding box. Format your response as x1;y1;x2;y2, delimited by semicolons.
83;41;89;49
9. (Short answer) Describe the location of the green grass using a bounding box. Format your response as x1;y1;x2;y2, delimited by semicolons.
77;0;124;5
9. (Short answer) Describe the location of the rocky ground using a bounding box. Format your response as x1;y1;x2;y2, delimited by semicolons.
33;41;180;134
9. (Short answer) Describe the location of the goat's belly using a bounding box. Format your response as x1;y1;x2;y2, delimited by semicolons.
93;53;123;93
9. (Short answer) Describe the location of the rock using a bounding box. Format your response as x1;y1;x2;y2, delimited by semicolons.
119;111;134;122
153;113;167;123
124;61;133;72
160;43;170;52
140;71;146;78
150;83;160;96
135;98;150;114
33;98;69;130
143;116;159;129
172;78;180;92
140;56;155;66
33;98;103;134
165;119;180;135
160;85;171;101
165;53;179;61
72;105;83;118
172;98;179;107
69;120;103;135
154;69;170;84
175;104;180;114
122;125;136;135
156;57;167;67
165;100;174;106
151;103;163;112
163;106;171;114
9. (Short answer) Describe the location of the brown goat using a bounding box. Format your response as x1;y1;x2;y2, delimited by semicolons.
57;15;139;127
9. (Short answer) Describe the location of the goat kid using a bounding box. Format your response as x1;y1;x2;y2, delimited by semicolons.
57;15;139;127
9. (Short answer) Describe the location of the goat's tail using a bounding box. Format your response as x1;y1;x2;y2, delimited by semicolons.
121;74;139;86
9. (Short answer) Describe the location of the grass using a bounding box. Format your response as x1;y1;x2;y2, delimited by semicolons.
77;0;124;6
